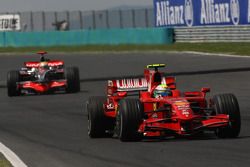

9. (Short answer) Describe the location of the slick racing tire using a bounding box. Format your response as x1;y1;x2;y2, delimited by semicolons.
213;94;241;138
65;67;80;93
7;71;20;97
116;99;144;142
87;97;113;138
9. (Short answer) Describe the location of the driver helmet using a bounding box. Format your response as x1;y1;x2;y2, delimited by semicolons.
153;84;171;98
39;61;49;69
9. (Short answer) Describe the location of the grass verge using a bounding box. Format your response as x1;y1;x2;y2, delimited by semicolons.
0;43;249;56
0;153;13;167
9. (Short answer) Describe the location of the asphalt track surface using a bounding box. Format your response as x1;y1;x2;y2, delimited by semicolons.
0;52;250;167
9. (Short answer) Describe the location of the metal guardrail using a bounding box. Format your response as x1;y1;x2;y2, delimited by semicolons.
174;26;250;42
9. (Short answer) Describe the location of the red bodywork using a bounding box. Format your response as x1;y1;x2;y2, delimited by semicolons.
18;80;66;93
103;68;230;137
18;60;66;94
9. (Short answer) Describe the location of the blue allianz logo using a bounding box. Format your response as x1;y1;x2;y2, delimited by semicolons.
154;0;249;27
248;0;250;22
230;0;240;25
200;0;231;24
184;0;194;27
155;0;185;26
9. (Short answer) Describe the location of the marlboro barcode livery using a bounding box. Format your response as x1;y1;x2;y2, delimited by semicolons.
86;64;241;141
7;51;80;96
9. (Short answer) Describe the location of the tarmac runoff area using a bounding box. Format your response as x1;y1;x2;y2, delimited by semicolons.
0;52;250;167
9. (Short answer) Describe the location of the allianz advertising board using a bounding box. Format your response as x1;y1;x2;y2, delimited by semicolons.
154;0;250;27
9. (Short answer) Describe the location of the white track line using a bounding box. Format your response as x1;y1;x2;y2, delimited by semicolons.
181;51;250;58
0;142;27;167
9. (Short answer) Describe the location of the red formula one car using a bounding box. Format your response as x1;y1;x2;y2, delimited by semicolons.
7;51;80;96
87;64;241;141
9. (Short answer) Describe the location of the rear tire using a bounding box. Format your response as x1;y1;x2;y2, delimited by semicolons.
65;67;80;93
213;94;241;138
116;99;144;141
7;71;20;97
87;97;113;138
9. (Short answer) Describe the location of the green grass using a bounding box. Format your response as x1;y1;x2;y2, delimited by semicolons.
0;153;13;167
0;43;250;55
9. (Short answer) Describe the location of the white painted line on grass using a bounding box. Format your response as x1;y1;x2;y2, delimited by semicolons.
182;51;250;58
0;142;27;167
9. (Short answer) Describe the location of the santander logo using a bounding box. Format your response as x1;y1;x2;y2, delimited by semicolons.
48;62;64;66
25;63;40;68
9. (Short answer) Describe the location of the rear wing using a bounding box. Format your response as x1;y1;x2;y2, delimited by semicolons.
107;77;176;95
24;61;64;68
109;78;148;92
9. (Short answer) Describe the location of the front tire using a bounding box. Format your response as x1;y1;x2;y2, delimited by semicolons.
116;99;144;141
7;71;20;97
65;67;80;93
213;94;241;138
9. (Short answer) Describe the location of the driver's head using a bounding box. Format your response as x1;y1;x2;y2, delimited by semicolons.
153;84;171;98
39;61;49;69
